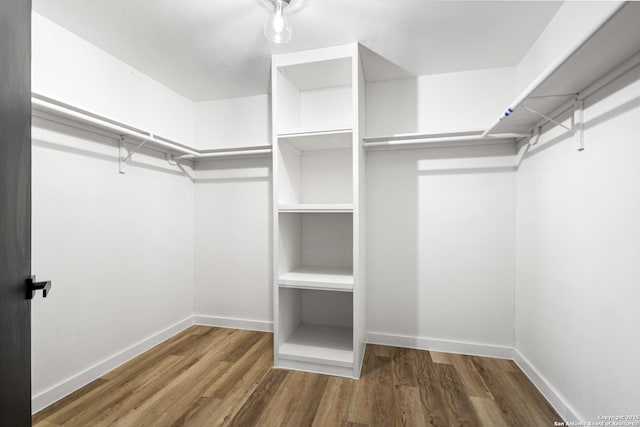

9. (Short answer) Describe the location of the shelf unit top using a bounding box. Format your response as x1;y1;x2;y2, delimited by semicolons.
278;204;353;213
279;266;353;292
278;57;353;91
488;2;640;135
279;324;353;368
278;129;353;151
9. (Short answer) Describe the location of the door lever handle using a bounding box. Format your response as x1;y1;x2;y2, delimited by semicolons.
26;276;51;299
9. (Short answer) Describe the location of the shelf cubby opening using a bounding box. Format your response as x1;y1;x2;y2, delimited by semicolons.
277;134;353;206
278;288;353;367
276;57;353;134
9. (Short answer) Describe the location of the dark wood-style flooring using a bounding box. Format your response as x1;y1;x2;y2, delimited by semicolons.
33;326;561;426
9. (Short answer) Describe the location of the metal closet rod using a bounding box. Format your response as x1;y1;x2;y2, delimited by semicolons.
362;132;529;148
31;95;272;160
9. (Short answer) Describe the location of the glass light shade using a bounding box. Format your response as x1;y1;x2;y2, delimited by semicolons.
264;0;292;44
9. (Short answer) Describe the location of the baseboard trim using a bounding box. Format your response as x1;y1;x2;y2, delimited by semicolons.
193;314;273;332
512;348;580;423
31;316;194;414
366;331;514;359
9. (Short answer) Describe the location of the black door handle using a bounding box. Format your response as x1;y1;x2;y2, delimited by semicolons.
26;276;51;299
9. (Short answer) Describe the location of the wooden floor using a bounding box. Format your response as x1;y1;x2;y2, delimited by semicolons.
33;326;561;426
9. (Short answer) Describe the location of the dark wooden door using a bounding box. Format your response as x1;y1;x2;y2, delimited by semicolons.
0;0;33;425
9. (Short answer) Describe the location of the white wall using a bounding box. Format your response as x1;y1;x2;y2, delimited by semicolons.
367;144;517;347
31;119;195;410
515;60;640;421
32;12;195;146
515;1;624;93
31;11;196;412
364;67;518;349
366;67;516;136
194;95;270;149
193;158;272;327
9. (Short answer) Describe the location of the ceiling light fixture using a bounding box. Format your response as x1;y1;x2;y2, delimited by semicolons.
265;0;292;44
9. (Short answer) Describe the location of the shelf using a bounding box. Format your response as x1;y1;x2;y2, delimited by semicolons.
278;129;353;151
279;267;353;292
279;324;353;368
487;2;640;135
278;204;353;213
278;128;352;138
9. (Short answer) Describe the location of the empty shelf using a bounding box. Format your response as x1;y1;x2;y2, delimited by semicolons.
278;203;353;213
488;3;640;135
279;324;353;368
279;267;353;292
277;128;352;139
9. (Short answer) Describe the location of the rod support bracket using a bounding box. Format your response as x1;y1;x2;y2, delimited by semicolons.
166;153;177;166
119;136;127;174
119;136;149;174
574;98;585;152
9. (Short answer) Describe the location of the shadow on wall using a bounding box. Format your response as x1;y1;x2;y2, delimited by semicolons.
193;157;274;323
361;45;419;136
367;143;517;347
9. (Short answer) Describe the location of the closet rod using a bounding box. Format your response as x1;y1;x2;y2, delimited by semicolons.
482;2;625;137
363;133;527;148
179;148;272;159
32;96;200;156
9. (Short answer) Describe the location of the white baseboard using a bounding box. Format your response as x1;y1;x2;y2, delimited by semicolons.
366;331;514;359
31;316;194;414
512;348;580;423
193;314;273;332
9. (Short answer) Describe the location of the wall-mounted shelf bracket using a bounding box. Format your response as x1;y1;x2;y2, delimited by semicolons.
522;104;576;135
119;136;149;174
574;99;585;152
522;96;586;152
529;126;542;147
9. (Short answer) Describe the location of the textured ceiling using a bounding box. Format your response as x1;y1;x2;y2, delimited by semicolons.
33;0;562;101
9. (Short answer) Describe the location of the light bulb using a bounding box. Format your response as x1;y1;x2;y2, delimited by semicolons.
272;9;284;34
265;0;292;44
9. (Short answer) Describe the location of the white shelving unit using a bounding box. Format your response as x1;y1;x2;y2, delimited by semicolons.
272;43;366;378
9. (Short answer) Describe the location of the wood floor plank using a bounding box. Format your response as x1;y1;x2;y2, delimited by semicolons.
469;396;510;427
283;372;330;427
392;347;418;387
396;385;426;427
226;369;289;427
430;351;453;365
434;363;481;426
34;326;561;427
449;353;493;399
311;376;352;427
415;350;450;427
347;348;375;425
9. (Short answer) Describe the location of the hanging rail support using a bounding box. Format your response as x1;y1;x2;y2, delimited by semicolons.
529;126;542;147
166;153;177;166
574;99;585;151
119;137;127;174
521;104;576;134
119;136;149;174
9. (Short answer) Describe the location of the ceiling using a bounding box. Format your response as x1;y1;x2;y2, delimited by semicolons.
33;0;562;101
